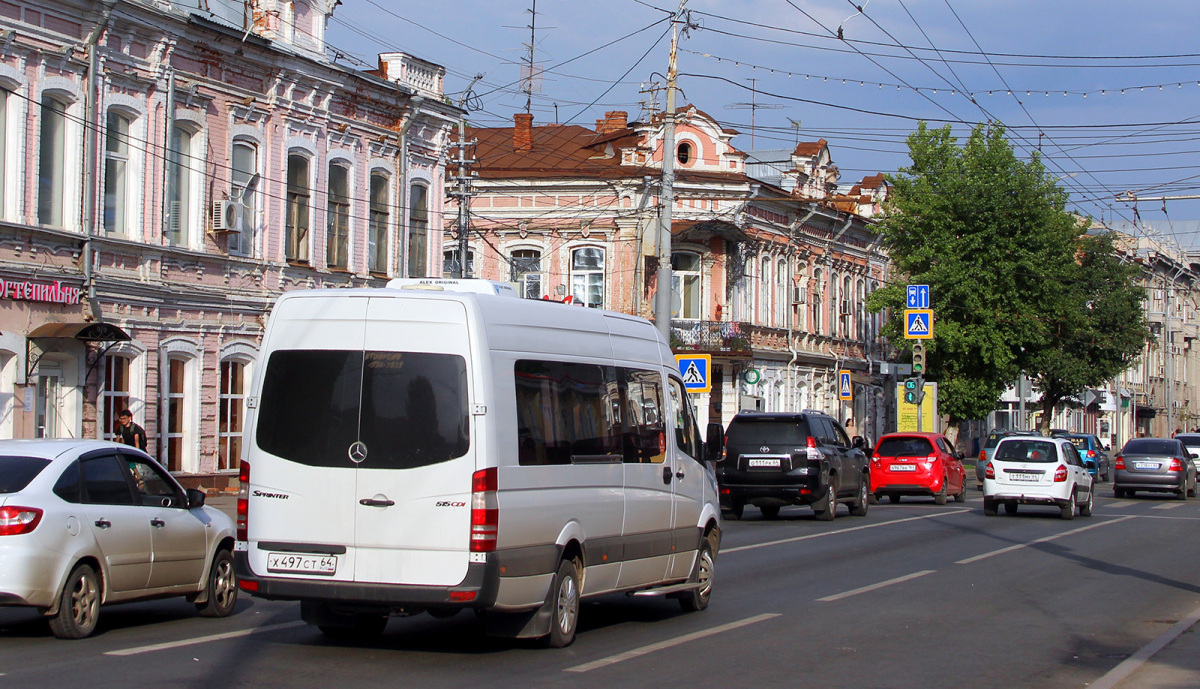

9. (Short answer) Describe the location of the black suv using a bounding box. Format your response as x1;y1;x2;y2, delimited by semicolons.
716;411;871;520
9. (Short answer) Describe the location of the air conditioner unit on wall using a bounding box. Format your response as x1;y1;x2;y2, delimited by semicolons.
839;300;851;314
792;286;806;304
211;200;244;233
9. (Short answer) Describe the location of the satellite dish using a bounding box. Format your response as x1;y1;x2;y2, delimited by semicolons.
670;290;683;318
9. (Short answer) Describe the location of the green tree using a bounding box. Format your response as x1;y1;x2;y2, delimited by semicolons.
868;122;1082;425
1026;232;1148;433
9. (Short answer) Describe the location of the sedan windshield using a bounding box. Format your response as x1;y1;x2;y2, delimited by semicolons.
0;456;51;493
994;440;1058;463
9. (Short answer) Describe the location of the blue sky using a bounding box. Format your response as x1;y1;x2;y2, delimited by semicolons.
326;0;1200;247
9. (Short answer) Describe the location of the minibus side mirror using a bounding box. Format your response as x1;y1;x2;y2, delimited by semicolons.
705;422;724;463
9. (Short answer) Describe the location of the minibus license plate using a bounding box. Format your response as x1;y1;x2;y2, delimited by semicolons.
748;458;781;468
267;553;338;575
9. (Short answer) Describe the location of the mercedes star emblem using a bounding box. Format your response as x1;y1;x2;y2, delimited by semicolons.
348;441;368;463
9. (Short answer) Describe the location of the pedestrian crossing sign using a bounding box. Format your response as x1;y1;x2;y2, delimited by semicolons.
675;354;711;393
904;309;934;339
839;370;853;400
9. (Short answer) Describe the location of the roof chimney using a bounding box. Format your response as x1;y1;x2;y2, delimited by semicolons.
595;110;628;135
514;113;533;151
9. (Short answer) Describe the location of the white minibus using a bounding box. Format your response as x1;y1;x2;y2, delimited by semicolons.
234;279;722;647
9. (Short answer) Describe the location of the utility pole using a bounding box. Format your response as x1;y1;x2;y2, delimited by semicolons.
654;0;687;340
448;75;483;278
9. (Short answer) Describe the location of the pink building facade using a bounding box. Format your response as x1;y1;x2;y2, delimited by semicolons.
0;0;458;488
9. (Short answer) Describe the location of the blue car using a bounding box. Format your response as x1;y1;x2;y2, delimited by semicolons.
1062;433;1112;481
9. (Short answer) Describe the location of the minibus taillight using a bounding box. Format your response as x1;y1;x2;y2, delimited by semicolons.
237;461;250;542
471;468;498;553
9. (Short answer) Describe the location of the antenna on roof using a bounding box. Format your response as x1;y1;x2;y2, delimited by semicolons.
724;78;784;150
521;0;542;114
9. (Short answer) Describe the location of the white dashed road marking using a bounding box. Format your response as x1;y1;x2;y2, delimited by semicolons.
106;621;306;656
565;613;781;673
955;516;1137;565
722;509;968;555
1106;501;1136;508
1152;502;1184;510
817;570;936;602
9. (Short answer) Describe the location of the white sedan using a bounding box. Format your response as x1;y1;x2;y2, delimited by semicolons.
0;440;238;638
982;436;1095;519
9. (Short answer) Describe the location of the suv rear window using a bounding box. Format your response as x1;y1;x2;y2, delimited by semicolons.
877;437;933;457
726;418;811;446
995;439;1058;463
256;349;470;469
0;456;50;493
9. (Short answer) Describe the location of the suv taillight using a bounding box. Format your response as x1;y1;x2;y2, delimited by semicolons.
471;468;498;553
1115;456;1125;470
0;506;43;536
236;461;250;541
806;436;817;449
984;462;994;479
1170;458;1184;472
1054;465;1068;482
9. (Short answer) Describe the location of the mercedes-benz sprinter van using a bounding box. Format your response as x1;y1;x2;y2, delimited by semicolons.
234;279;721;647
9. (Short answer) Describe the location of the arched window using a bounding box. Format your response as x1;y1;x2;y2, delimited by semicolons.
0;87;7;218
163;353;199;473
38;93;71;227
442;247;474;278
219;359;248;471
777;258;788;327
230;139;259;256
286;153;311;261
811;267;823;334
102;354;133;442
759;256;770;324
511;248;543;299
326;162;350;269
571;247;604;308
103;110;132;235
672;251;702;319
368;172;389;273
856;278;866;341
166;123;201;247
842;275;852;338
740;257;753;321
407;183;429;276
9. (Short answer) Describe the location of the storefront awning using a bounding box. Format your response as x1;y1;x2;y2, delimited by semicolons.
27;322;130;342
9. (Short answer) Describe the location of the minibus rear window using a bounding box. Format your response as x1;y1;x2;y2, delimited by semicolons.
256;350;470;469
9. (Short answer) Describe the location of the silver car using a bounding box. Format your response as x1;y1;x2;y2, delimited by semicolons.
1113;437;1198;500
0;440;238;638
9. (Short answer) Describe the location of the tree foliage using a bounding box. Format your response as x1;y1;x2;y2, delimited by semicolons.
869;122;1146;425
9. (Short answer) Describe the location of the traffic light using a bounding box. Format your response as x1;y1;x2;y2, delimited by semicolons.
912;342;926;375
903;376;926;405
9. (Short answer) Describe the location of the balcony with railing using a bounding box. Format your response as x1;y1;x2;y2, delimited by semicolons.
670;320;872;361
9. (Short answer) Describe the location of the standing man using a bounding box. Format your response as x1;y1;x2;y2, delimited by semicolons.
116;410;147;451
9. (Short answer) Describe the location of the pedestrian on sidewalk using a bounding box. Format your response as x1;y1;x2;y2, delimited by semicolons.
116;410;147;452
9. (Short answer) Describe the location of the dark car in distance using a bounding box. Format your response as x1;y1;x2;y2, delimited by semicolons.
1113;437;1198;499
717;411;870;521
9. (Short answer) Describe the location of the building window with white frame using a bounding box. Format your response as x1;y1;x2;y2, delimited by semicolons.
326;163;350;269
856;278;866;341
812;267;823;334
286;153;310;261
759;257;770;324
38;93;70;227
408;183;429;276
165;357;188;472
442;247;474;278
368;172;389;273
165;124;199;246
571;247;604;308
229;139;259;256
0;87;6;218
103;110;132;236
102;355;132;442
219;359;246;472
777;258;788;327
511;248;543;299
672;251;702;319
841;275;852;338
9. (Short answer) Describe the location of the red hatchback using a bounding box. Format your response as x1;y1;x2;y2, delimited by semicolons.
870;432;967;504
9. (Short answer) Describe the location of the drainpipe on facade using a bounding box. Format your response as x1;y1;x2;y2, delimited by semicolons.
395;95;423;277
785;210;814;411
80;0;119;322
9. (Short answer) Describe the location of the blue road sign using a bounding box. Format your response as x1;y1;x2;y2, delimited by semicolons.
907;284;930;309
904;309;934;339
838;370;853;400
675;354;711;393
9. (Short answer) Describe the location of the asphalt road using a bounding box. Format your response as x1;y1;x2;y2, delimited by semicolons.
2;491;1198;689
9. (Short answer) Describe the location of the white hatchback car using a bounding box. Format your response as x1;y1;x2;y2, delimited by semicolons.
982;436;1095;519
0;440;238;638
